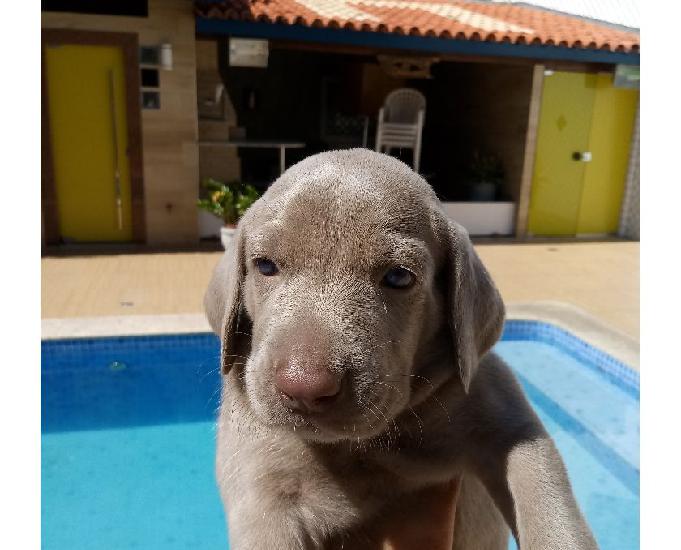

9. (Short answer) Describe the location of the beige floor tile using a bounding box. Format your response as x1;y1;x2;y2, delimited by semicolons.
42;242;639;341
476;242;639;340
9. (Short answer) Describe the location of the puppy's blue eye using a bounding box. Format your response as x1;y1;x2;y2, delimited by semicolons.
255;258;279;276
382;267;415;289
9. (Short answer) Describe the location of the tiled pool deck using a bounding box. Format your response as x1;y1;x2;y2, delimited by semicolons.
41;241;639;342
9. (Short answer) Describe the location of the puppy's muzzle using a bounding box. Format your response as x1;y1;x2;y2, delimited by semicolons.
275;362;342;414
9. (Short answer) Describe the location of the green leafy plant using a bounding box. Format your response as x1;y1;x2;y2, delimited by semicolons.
197;178;260;226
469;151;504;185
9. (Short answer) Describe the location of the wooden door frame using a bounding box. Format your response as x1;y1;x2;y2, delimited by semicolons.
42;28;145;244
514;64;545;238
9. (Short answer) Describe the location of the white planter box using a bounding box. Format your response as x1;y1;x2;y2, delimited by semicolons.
198;210;224;239
198;211;237;249
441;202;516;236
220;226;236;249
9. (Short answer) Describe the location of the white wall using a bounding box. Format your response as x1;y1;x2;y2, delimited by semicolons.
441;202;516;236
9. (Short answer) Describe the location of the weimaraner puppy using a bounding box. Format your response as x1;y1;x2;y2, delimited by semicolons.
205;149;597;549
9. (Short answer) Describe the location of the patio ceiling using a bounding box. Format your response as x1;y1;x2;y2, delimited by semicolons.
195;1;639;55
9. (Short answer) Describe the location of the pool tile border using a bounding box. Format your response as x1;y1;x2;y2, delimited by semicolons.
42;320;639;398
501;320;639;398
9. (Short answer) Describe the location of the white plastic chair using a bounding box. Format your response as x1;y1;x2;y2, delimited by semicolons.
375;88;426;172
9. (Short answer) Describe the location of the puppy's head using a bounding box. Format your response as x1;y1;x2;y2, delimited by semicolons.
205;150;504;443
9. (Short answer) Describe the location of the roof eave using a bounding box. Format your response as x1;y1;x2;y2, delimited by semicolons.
196;18;640;66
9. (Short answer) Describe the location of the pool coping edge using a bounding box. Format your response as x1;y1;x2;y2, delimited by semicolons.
41;313;212;340
505;302;639;371
42;301;640;371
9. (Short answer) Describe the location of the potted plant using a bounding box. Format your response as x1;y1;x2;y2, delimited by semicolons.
468;151;504;202
197;178;260;248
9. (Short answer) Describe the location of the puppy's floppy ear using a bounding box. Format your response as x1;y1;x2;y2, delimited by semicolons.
204;226;250;374
443;220;505;392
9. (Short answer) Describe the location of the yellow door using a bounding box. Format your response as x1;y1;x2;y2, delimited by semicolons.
577;74;638;235
45;44;133;241
528;71;639;236
528;72;597;236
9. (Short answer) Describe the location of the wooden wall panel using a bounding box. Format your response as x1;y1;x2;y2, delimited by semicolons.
515;65;545;237
42;0;199;245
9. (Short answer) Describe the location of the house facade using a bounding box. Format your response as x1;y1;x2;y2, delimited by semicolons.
41;0;640;247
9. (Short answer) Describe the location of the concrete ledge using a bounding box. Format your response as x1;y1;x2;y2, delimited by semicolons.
506;301;640;371
41;314;211;340
42;302;639;371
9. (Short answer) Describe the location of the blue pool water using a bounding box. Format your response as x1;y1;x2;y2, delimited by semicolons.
42;321;639;549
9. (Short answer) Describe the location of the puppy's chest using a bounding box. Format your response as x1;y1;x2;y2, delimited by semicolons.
273;450;406;504
256;443;453;512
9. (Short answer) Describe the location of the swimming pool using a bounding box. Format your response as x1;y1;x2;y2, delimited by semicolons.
41;320;639;549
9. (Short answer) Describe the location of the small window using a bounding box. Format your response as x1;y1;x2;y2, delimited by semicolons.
139;46;161;109
140;68;159;88
139;46;159;65
141;91;160;110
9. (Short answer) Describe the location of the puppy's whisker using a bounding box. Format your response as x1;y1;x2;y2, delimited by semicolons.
362;400;383;426
222;353;251;360
365;391;397;446
205;385;224;411
368;338;398;354
383;373;452;423
369;383;406;442
384;372;434;385
197;365;221;383
374;380;404;398
357;399;378;431
407;405;425;446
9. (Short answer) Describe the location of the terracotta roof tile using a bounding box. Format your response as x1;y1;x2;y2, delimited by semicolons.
195;0;639;53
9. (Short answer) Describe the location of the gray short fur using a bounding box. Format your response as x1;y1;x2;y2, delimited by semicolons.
204;149;598;549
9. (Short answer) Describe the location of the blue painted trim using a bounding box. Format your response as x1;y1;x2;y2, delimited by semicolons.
196;18;640;65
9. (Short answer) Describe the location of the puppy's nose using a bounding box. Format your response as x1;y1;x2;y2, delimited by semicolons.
275;363;342;413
